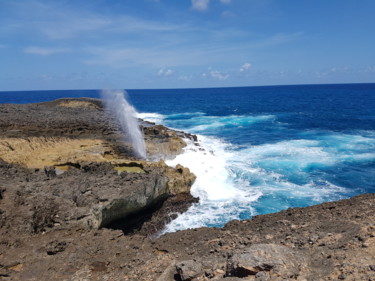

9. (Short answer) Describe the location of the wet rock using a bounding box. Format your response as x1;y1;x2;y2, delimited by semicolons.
143;124;196;158
164;163;196;195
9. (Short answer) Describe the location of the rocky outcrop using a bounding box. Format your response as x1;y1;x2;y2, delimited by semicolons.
0;137;112;168
0;98;198;236
0;193;373;280
143;124;197;159
226;244;308;279
0;159;197;235
153;193;375;281
0;98;197;161
1;98;374;281
163;163;197;194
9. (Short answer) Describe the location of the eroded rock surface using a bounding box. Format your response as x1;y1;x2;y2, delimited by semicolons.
0;98;197;236
0;98;374;281
0;98;192;164
0;193;374;280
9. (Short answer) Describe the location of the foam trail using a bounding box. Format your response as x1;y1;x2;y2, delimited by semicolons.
102;90;146;159
162;136;262;233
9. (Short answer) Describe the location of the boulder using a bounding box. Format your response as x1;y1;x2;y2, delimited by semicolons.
164;163;196;194
226;244;307;279
176;260;203;281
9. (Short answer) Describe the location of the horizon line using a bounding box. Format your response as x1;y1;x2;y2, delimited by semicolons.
1;82;375;93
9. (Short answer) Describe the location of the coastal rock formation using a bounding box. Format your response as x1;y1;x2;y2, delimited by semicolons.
0;98;195;163
0;98;197;236
0;98;374;281
0;192;373;280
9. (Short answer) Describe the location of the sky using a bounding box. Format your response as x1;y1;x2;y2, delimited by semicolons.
1;0;375;91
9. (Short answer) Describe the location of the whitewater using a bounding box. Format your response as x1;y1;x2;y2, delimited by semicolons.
1;84;374;233
134;85;375;233
138;110;374;234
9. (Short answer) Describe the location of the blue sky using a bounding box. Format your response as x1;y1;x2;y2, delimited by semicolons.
1;0;374;90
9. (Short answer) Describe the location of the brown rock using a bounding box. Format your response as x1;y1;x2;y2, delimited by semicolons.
164;163;196;195
227;244;307;278
176;260;203;281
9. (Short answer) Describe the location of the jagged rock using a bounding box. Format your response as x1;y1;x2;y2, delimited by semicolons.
0;99;198;235
144;125;188;158
164;163;196;194
176;260;203;281
226;244;307;278
45;240;68;255
1;98;373;281
0;160;196;234
255;271;270;281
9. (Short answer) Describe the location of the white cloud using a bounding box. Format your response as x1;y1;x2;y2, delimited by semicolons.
240;63;251;72
6;1;181;40
24;46;69;56
158;68;175;76
165;69;174;76
178;75;192;81
191;0;210;11
191;0;231;11
204;70;229;81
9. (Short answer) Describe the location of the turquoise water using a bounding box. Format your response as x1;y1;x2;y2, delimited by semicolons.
1;84;375;232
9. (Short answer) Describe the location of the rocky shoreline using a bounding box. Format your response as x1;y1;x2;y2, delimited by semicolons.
0;98;198;235
0;98;374;280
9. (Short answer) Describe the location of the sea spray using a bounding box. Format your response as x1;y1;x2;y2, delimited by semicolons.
101;90;147;159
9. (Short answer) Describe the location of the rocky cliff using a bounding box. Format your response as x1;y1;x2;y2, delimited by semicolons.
0;98;197;236
0;98;373;281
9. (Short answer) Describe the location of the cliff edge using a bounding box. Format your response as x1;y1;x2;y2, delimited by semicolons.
0;99;373;281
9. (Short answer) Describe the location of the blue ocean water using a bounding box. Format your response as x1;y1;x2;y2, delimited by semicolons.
1;84;375;232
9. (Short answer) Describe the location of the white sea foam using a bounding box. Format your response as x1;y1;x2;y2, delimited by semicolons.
148;112;373;234
187;114;275;133
137;112;166;124
161;135;262;234
167;136;245;201
160;133;355;233
240;139;337;170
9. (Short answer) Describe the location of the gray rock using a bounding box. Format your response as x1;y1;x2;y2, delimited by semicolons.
216;277;244;281
176;260;203;281
227;244;306;278
255;271;270;281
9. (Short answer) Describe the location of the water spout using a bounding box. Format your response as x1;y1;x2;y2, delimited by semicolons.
101;90;146;159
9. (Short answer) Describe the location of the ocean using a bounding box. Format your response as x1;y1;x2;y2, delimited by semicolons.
1;84;375;233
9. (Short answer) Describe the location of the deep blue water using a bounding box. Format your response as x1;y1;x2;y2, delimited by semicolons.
1;84;375;232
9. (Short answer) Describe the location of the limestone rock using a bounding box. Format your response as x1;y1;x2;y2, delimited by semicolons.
144;125;187;157
165;164;196;195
